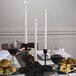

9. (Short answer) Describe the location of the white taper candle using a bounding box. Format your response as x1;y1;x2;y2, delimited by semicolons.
35;19;38;61
24;1;27;44
44;10;47;49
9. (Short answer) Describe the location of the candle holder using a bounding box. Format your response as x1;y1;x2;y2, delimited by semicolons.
19;59;43;76
19;43;43;76
25;44;28;67
42;49;52;72
19;43;29;75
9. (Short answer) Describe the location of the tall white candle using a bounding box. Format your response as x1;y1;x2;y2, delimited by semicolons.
24;1;27;44
44;10;47;49
35;19;37;61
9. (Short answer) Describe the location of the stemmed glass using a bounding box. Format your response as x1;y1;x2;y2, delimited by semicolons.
8;41;18;66
51;49;63;76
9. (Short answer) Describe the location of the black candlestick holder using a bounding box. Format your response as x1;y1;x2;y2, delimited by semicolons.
19;60;43;76
19;43;29;76
19;44;43;76
24;44;28;68
34;61;37;76
42;49;52;72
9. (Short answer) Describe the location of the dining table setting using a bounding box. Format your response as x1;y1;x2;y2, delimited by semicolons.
0;0;76;76
0;48;76;76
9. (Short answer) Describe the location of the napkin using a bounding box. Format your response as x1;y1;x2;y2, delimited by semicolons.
0;50;10;60
40;53;50;59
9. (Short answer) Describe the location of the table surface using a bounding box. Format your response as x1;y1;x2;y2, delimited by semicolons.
15;50;76;76
2;50;76;76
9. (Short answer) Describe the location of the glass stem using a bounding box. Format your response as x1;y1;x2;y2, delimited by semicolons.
55;64;58;76
66;72;70;76
12;56;14;66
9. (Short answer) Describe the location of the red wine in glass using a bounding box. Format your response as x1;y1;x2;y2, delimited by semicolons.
51;50;63;76
8;48;18;55
51;54;63;64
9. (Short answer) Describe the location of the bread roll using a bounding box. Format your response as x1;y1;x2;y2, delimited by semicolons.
61;58;67;64
0;61;1;67
7;66;16;73
72;59;76;64
1;59;10;67
0;67;4;74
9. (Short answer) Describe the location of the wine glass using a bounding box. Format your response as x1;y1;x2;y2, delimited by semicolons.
8;41;18;66
51;49;63;76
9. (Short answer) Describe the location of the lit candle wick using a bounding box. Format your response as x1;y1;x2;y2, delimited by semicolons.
24;1;27;6
35;19;37;23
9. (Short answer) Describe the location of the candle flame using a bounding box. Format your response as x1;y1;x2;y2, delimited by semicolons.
24;1;27;6
45;10;47;13
35;19;37;23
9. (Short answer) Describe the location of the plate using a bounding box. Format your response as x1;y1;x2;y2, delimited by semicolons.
71;64;76;66
58;67;76;74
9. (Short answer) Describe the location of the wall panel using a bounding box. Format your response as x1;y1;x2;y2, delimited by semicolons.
0;29;76;58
